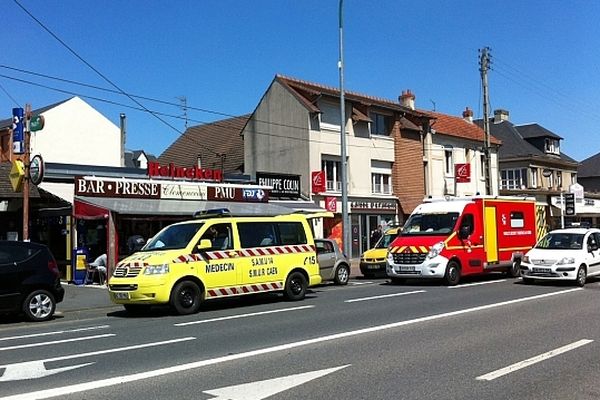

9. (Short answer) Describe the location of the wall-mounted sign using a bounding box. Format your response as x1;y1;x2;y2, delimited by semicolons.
147;161;222;182
325;196;337;212
9;159;25;192
311;171;325;194
11;108;24;155
207;186;268;203
455;163;471;183
76;177;161;199
29;154;45;186
256;172;300;199
351;200;396;212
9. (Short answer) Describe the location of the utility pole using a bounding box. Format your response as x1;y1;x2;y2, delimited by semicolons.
479;47;493;196
22;104;31;241
339;0;351;257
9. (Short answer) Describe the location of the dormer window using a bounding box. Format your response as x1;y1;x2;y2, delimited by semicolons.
544;138;560;155
369;112;392;136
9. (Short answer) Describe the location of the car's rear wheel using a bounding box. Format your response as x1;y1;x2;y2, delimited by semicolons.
576;266;587;287
170;280;202;315
23;289;56;322
284;272;307;301
334;264;350;285
444;261;461;286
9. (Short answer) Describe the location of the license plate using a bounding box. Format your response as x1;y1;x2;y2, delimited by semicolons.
114;292;130;300
532;267;550;273
400;266;415;272
367;264;381;270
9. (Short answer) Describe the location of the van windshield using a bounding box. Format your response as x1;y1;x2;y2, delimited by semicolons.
401;212;459;236
375;232;396;248
142;222;204;251
536;233;584;250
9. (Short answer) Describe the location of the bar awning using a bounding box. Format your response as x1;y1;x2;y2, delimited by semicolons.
74;196;296;217
270;200;327;213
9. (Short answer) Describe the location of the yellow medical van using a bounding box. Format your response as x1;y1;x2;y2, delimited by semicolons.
108;209;321;315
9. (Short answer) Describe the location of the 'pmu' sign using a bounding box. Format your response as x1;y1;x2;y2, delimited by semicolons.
207;186;269;203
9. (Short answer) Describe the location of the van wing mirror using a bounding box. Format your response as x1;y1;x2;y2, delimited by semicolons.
458;226;470;240
196;239;212;251
590;243;599;252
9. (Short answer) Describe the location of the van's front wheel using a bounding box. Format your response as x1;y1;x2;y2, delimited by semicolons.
444;261;461;286
284;272;307;301
170;280;202;315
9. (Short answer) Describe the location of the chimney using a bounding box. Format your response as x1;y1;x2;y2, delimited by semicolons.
462;107;473;123
493;109;509;124
399;90;416;110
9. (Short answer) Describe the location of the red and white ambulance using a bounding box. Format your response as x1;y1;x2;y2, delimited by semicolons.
386;197;541;285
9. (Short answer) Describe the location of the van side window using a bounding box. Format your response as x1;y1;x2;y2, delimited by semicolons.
510;211;524;228
238;222;278;248
198;223;233;251
460;214;474;235
277;222;307;245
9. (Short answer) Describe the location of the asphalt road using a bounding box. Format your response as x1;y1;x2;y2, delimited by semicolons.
1;275;600;400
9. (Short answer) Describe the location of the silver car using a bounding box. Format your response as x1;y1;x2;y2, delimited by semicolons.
315;239;350;285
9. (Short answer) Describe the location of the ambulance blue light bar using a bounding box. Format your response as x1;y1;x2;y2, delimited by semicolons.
193;208;231;219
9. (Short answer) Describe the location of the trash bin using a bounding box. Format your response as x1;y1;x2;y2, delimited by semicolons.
72;247;90;285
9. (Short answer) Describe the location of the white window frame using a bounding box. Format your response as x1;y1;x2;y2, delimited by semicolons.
322;158;342;192
530;168;538;188
319;101;342;131
544;138;560;155
371;160;392;194
444;148;454;176
500;168;528;190
369;112;392;137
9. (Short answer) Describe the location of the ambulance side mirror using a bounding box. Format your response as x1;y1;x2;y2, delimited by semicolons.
196;239;212;251
458;226;470;240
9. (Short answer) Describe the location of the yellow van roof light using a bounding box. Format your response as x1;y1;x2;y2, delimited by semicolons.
193;208;231;219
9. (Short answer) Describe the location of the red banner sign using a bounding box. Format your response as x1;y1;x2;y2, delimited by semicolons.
311;171;325;194
455;163;471;183
325;196;337;212
148;161;222;182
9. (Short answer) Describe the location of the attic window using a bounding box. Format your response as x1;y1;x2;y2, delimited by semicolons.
369;112;392;136
544;138;560;155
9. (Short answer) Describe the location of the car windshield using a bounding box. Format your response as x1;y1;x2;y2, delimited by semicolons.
401;212;459;236
142;222;204;251
375;232;396;248
535;232;584;250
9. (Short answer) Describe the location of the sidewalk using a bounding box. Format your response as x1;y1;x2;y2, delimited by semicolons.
57;281;115;313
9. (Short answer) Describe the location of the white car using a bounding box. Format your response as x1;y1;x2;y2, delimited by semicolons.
521;228;600;286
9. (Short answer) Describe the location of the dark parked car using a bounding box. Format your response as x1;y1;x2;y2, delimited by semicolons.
315;239;350;285
0;241;65;322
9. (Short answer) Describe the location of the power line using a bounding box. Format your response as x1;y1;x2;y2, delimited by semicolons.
0;81;21;107
12;0;185;142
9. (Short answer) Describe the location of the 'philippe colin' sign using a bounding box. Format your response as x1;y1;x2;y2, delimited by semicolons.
256;172;300;199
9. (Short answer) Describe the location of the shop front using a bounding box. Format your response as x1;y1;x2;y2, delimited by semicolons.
319;195;398;258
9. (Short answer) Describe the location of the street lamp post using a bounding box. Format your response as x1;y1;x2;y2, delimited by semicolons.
338;0;351;256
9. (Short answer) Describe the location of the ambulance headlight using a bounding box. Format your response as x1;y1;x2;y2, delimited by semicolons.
523;255;530;263
427;242;445;259
557;257;575;265
144;264;170;275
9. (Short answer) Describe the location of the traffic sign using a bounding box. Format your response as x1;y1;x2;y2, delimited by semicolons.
30;115;45;131
9;160;24;192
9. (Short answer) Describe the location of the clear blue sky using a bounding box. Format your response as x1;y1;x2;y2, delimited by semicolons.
2;0;599;162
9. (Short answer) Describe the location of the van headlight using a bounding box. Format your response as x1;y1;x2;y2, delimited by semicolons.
387;252;394;264
144;264;170;275
523;255;530;263
427;242;445;259
557;257;575;265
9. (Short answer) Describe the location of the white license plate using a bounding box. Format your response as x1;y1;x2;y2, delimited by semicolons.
399;266;415;272
533;267;550;273
114;292;130;300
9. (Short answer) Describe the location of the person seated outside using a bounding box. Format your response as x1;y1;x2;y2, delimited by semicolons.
89;253;107;285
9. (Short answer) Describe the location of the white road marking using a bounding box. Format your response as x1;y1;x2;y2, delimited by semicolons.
0;337;196;382
448;279;507;289
174;306;315;327
0;325;110;342
349;281;374;285
204;365;349;400
345;290;426;303
1;288;582;400
476;339;593;381
0;334;115;351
